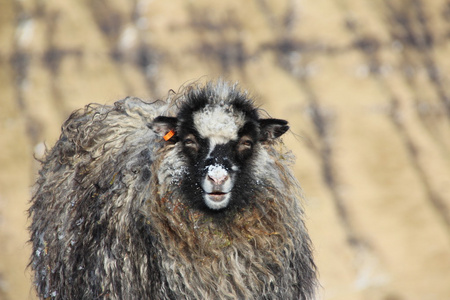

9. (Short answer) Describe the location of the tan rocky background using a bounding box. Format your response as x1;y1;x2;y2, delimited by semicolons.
1;0;450;299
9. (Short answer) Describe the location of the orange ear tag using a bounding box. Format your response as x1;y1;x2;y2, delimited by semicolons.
163;130;175;141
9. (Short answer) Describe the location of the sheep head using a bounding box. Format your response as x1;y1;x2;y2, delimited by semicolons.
152;82;289;211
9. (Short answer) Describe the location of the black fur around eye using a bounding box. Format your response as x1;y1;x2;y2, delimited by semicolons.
236;137;254;161
182;135;200;158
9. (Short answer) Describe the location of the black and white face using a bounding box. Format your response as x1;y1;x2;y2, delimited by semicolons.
180;103;258;210
153;94;289;211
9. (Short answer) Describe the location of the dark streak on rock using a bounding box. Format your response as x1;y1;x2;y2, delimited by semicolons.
388;97;450;232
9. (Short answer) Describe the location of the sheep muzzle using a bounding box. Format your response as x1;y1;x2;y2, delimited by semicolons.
201;164;234;210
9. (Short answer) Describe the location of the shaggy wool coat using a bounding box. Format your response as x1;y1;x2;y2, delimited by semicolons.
29;81;317;299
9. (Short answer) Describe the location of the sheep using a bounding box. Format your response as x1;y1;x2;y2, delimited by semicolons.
29;80;317;299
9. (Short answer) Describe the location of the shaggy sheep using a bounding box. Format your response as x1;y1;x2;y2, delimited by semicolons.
29;80;317;299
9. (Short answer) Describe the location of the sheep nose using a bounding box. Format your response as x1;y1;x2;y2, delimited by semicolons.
207;174;229;185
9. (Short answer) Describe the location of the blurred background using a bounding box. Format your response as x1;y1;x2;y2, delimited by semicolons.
1;0;450;299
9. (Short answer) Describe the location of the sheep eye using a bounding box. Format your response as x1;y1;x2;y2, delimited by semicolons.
242;140;253;147
239;138;253;149
184;138;195;146
182;135;199;151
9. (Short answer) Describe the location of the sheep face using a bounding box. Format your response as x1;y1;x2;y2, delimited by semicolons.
153;86;289;211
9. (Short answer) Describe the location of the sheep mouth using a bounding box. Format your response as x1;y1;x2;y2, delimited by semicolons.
206;192;229;202
203;191;231;210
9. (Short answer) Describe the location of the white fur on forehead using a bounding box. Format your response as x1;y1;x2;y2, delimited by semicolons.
193;104;246;144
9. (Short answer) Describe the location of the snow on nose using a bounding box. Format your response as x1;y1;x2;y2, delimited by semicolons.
206;164;229;185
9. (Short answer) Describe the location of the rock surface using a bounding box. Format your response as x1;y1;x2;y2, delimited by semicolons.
1;0;450;299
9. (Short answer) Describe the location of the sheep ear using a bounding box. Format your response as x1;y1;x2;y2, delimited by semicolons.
151;116;178;142
259;118;289;141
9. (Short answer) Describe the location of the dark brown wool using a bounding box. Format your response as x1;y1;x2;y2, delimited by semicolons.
29;81;317;299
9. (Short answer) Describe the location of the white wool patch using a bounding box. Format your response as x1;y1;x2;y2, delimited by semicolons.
193;105;245;144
